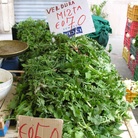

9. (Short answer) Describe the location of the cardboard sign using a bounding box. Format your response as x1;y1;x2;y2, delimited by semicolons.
17;115;63;138
46;0;95;37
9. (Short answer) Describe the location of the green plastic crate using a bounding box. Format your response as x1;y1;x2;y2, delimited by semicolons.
130;43;138;58
134;65;138;81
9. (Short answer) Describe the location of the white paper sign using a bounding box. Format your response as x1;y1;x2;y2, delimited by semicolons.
46;0;95;37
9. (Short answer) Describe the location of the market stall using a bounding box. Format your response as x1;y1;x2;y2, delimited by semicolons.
1;1;138;138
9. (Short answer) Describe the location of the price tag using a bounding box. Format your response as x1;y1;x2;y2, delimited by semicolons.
17;115;63;138
46;0;95;37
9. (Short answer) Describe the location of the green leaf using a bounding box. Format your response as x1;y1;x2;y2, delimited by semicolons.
74;70;80;76
75;131;84;138
85;71;91;79
107;113;115;121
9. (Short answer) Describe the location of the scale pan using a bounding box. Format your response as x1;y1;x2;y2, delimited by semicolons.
0;40;28;58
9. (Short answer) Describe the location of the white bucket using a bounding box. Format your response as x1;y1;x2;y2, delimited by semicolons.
0;68;13;101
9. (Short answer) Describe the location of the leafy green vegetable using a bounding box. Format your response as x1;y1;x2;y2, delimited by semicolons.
15;17;52;64
8;18;131;138
90;1;108;18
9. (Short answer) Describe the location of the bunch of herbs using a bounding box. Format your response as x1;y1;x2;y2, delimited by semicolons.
15;17;52;63
8;30;131;137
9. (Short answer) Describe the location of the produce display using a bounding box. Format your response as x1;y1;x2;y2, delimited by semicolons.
8;18;131;138
124;80;138;93
124;79;138;105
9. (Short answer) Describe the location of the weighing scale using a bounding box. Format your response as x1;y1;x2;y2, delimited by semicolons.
0;40;28;70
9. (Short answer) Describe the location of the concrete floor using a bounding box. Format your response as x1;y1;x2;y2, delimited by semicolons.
0;33;138;124
107;35;133;80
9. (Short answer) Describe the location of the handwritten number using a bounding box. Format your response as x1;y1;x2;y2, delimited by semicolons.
35;123;50;138
50;128;59;138
19;123;59;138
78;15;86;26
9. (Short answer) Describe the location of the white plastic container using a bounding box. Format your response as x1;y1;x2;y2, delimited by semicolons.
0;68;13;101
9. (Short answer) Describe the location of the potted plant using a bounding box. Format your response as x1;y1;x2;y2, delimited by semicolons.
90;0;108;18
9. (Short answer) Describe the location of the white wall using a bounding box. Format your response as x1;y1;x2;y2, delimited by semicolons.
87;0;132;36
0;2;3;33
0;0;14;33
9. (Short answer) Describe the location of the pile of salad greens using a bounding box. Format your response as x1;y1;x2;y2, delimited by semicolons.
8;18;131;138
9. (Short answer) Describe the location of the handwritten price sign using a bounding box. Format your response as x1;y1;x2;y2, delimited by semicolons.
46;0;95;37
17;115;63;138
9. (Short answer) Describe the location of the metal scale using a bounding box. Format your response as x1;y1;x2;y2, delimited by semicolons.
0;40;28;70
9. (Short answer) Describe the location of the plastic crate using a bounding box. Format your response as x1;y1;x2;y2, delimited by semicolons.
124;33;133;50
130;40;138;58
125;19;138;37
128;55;137;76
134;65;138;81
127;4;138;21
122;46;130;63
126;89;138;102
